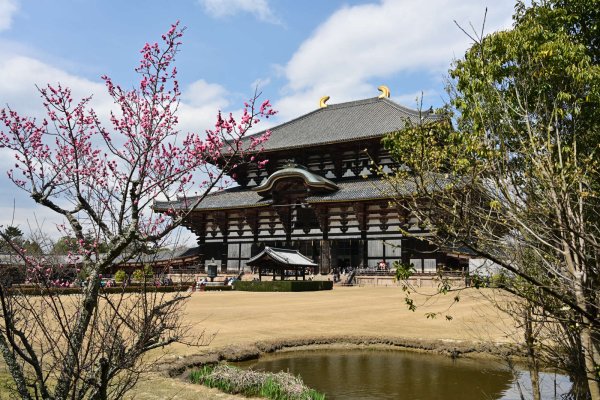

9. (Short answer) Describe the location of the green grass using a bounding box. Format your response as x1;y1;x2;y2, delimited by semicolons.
189;364;325;400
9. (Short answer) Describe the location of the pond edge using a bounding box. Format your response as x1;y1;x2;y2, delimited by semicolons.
159;335;525;379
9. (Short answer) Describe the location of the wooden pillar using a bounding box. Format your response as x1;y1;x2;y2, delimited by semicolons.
361;231;368;268
353;202;369;268
221;235;228;273
314;205;331;275
245;209;261;274
189;215;208;272
197;236;206;273
320;240;331;275
259;266;262;281
215;211;229;273
379;202;389;232
401;237;413;266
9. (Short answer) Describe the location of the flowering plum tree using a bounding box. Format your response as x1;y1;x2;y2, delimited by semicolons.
0;22;274;399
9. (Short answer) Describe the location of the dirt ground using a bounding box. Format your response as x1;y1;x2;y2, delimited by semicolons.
124;286;519;399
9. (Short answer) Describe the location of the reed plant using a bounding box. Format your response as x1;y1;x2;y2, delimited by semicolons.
189;364;325;400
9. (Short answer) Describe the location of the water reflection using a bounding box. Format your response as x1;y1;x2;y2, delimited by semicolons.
236;349;570;400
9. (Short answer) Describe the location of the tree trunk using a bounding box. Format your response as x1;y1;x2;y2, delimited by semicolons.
574;277;600;400
0;333;32;400
524;307;541;400
54;269;102;399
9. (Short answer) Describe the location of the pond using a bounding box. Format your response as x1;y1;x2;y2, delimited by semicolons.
236;349;571;400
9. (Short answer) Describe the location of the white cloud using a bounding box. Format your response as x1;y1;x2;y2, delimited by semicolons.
182;79;228;107
273;0;514;120
0;0;18;31
0;54;113;118
178;78;278;137
178;79;231;135
199;0;279;23
0;50;235;137
250;77;271;92
0;201;68;240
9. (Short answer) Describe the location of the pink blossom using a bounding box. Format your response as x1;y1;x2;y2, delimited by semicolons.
0;21;274;289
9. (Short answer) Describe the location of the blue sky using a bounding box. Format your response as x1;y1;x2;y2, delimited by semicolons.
0;0;515;241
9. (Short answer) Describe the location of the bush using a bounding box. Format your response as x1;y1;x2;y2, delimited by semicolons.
132;265;154;282
189;364;325;400
8;284;192;296
233;281;333;292
114;269;127;283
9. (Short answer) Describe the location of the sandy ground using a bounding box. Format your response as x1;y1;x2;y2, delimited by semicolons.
124;286;519;399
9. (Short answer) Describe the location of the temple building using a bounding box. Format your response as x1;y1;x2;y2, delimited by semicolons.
155;87;468;275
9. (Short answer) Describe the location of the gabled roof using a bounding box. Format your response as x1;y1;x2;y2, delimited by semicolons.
246;247;317;267
254;166;338;197
242;97;443;152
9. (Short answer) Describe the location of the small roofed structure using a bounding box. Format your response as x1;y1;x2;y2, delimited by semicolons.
246;247;317;281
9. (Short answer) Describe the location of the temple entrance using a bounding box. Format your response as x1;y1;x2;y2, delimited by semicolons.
332;240;361;272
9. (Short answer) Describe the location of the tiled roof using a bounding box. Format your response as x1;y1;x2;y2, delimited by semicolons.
305;178;413;202
154;176;446;212
154;187;271;211
247;247;317;267
242;97;443;152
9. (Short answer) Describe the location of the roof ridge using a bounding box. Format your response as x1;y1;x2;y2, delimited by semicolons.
268;247;299;252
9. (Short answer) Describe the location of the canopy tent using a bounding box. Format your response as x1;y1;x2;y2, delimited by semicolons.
246;247;317;281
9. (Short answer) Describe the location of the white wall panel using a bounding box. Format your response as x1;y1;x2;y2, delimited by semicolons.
240;243;252;258
227;243;239;258
368;240;384;258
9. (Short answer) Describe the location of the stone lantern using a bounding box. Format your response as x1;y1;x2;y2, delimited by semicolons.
207;258;218;282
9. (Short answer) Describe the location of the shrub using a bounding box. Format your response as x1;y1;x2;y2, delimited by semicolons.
132;265;154;282
233;280;333;292
8;284;192;296
114;269;127;283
